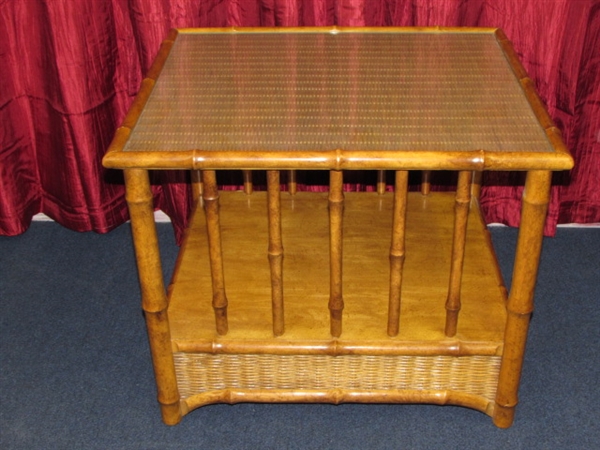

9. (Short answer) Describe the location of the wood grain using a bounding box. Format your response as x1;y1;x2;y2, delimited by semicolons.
168;191;507;347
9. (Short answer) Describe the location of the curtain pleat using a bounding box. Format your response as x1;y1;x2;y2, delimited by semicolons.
1;0;598;240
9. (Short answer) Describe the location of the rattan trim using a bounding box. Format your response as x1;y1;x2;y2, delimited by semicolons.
173;353;501;405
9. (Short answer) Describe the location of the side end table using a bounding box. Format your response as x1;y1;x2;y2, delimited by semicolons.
103;27;573;428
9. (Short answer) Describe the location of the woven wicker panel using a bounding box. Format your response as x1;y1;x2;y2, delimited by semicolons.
174;353;501;402
124;32;552;154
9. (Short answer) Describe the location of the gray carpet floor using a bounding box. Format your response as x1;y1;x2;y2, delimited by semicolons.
1;222;599;449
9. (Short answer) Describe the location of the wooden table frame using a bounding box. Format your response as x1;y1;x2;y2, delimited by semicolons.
104;27;573;428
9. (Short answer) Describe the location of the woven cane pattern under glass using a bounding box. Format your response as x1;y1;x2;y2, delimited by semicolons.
173;353;502;402
124;32;553;153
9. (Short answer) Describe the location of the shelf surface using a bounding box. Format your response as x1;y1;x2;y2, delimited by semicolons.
168;191;507;354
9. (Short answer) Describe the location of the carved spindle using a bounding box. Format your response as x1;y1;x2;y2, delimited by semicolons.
377;170;386;195
444;171;472;337
329;170;344;337
202;170;229;335
288;170;297;195
421;170;431;195
267;171;285;336
124;168;181;425
243;170;253;195
494;170;552;428
387;170;409;336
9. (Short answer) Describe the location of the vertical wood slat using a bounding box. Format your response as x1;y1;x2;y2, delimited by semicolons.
124;168;181;425
421;170;432;195
377;170;386;195
267;171;285;336
444;171;472;337
329;170;345;337
288;170;297;195
494;170;552;428
242;170;253;194
387;170;409;337
202;170;229;335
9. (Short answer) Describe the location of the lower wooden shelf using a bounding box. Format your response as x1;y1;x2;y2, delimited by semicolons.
167;190;508;417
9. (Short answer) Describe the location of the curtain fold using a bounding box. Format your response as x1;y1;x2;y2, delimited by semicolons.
1;0;598;240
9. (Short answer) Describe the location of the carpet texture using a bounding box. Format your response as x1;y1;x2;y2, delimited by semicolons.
1;223;598;449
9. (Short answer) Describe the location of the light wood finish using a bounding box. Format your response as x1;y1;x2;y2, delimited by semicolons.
103;28;574;428
421;171;432;196
124;169;181;425
267;170;284;336
169;191;506;346
493;170;552;428
169;191;506;416
288;170;297;195
201;170;228;335
445;171;472;337
377;170;386;195
242;170;253;194
328;170;345;337
387;171;409;336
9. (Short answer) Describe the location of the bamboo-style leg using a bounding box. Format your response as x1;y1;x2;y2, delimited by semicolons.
388;170;409;336
242;170;253;195
421;170;431;195
267;171;285;336
377;170;386;195
494;170;552;428
329;170;344;337
124;169;181;425
288;170;297;195
191;170;203;202
202;170;229;335
444;171;472;337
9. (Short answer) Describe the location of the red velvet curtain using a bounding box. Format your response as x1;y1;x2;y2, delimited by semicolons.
1;0;598;240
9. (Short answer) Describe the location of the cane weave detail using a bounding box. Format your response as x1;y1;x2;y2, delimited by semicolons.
173;353;501;402
124;32;553;153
